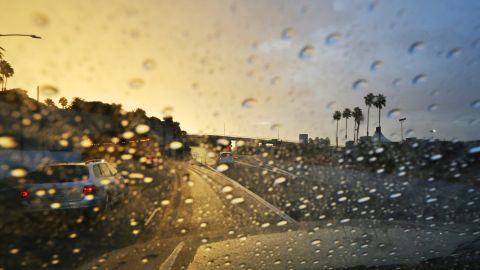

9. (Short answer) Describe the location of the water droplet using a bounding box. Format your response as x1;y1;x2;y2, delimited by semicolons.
281;28;295;40
446;48;462;59
298;45;315;60
135;124;150;134
270;123;281;131
326;101;336;111
427;104;438;111
409;41;425;54
277;220;287;226
129;78;144;89
10;168;27;177
9;248;19;254
222;186;233;193
431;89;440;96
161;200;170;206
80;137;93;148
468;146;480;154
387;109;401;119
340;218;351;223
406;129;415;137
273;177;286;185
32;13;49;27
430;129;436;133
241;98;257;108
144;177;153;183
311;239;321;246
430;154;442;160
169;141;183;150
40;85;59;97
352;79;368;91
271;76;280;85
216;138;230;146
50;202;62;209
216;164;229;172
392;78;402;87
325;32;342;45
471;100;480;109
412;74;427;84
357;196;371;203
389;193;402;199
0;136;17;149
370;60;383;71
143;58;156;70
231;197;245;204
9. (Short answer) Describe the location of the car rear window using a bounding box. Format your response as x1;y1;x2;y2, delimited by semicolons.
220;153;231;158
28;165;90;183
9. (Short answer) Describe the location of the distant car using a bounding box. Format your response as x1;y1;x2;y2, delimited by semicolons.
218;152;234;165
18;160;128;213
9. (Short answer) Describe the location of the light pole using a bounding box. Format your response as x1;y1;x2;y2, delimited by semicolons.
0;34;42;39
0;33;42;165
399;118;406;142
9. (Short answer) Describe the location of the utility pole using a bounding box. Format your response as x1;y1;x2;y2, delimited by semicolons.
399;118;406;142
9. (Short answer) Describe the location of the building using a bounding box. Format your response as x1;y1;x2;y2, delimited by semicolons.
299;134;308;144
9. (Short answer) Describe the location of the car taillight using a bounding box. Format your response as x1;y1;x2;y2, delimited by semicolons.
20;191;29;197
83;185;96;194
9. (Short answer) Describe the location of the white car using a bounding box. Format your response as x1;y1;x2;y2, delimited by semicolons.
217;152;234;165
18;160;128;213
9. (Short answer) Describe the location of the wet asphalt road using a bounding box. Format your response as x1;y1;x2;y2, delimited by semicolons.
0;160;295;270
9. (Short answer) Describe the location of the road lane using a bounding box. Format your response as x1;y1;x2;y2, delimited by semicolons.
77;163;296;270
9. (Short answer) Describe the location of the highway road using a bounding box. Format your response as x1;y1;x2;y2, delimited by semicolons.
1;154;480;269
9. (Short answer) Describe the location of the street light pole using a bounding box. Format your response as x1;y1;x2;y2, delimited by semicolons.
399;118;406;142
0;34;42;39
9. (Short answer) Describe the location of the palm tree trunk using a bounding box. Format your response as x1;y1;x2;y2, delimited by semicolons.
345;119;348;139
335;120;339;147
378;108;381;128
353;121;356;143
366;106;370;136
4;77;7;90
356;121;360;143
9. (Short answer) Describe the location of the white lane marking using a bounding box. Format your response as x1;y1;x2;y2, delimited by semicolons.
144;207;162;226
192;165;297;225
158;241;185;270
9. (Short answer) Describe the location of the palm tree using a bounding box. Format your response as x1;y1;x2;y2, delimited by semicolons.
44;98;56;107
342;108;351;139
364;93;375;137
333;110;341;147
0;46;4;60
352;107;364;143
58;97;68;109
373;94;386;139
0;60;14;90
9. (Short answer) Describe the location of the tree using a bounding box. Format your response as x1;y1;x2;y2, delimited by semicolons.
0;60;14;90
333;110;341;147
342;108;351;139
0;46;4;60
44;98;56;107
352;107;364;143
373;94;386;127
373;94;386;140
364;93;375;137
58;97;68;109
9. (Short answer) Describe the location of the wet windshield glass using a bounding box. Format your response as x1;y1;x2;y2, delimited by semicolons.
0;0;479;269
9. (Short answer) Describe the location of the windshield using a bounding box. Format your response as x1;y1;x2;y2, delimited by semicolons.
0;0;479;269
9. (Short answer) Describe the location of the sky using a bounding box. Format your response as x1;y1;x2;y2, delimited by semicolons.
0;0;479;142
